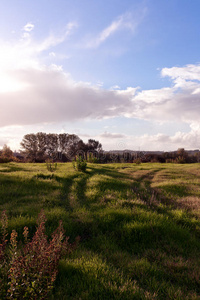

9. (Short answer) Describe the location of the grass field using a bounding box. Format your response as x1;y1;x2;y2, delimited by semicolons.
0;162;200;299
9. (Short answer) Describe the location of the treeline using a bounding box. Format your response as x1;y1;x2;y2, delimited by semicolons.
20;132;102;162
1;135;200;164
104;148;200;164
143;148;200;164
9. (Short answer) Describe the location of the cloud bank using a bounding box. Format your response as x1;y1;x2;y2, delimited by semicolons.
1;60;200;127
96;124;200;151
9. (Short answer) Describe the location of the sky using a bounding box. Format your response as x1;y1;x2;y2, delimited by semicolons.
0;0;200;151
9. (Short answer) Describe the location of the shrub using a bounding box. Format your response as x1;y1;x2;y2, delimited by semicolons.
0;210;79;300
87;152;99;163
72;155;87;172
176;156;186;164
46;159;57;172
133;158;141;165
0;157;13;163
0;144;17;163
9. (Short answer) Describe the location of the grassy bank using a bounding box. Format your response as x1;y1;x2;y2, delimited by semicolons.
0;162;200;299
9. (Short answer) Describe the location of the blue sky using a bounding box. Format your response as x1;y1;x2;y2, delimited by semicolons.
0;0;200;151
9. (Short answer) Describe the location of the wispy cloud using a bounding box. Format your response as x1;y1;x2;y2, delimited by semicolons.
36;22;77;52
23;22;35;32
86;9;146;48
0;21;77;72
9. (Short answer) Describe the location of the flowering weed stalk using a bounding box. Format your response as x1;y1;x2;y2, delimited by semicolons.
0;210;78;300
0;211;8;298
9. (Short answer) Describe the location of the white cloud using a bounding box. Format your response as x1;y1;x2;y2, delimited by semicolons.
110;85;121;90
100;132;126;139
23;23;35;32
161;64;200;81
119;64;200;125
0;125;23;149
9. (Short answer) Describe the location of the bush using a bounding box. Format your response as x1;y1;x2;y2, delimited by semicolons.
0;157;11;163
0;210;79;299
72;155;87;172
133;158;141;165
46;159;57;172
87;153;99;163
0;144;17;163
176;156;186;164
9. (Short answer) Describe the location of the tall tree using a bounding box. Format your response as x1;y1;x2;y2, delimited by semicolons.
46;134;58;159
36;132;47;161
66;134;83;159
87;139;102;152
20;134;38;162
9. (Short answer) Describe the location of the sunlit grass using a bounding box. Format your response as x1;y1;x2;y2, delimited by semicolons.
1;162;200;299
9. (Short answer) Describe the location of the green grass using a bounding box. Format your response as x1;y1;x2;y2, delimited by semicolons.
1;162;200;299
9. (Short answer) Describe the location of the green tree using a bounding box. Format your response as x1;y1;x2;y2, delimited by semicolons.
20;134;38;162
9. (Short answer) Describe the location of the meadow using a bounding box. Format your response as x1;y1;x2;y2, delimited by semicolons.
0;162;200;299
